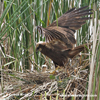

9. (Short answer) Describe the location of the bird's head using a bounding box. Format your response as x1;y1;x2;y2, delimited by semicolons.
36;41;46;54
36;42;42;53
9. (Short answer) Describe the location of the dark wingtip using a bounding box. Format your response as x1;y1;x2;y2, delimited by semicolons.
65;7;76;14
75;6;88;11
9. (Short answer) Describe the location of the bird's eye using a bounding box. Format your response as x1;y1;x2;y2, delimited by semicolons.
36;46;39;50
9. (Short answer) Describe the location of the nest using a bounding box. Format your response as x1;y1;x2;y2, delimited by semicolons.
0;55;90;100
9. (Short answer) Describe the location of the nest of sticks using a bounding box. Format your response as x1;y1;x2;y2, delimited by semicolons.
0;54;91;100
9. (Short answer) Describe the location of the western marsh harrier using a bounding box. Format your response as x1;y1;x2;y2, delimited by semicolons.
36;6;93;67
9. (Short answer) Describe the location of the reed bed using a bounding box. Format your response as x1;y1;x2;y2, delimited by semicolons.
0;0;100;100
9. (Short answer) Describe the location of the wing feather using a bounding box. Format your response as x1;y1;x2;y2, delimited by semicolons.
37;6;93;49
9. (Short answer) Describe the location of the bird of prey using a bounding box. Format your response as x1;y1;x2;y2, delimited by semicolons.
36;6;93;67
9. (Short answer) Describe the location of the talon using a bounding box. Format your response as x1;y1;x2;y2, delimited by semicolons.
50;66;60;75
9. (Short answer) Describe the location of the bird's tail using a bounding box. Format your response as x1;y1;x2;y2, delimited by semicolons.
67;43;91;58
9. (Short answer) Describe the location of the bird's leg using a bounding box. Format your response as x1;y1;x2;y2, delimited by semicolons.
50;62;61;74
64;59;71;76
50;65;60;75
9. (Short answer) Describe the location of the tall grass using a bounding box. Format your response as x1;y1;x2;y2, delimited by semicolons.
0;0;100;99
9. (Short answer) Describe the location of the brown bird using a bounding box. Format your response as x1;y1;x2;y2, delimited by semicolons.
36;6;93;67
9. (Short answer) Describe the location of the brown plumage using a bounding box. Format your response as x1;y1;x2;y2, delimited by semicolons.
36;6;93;67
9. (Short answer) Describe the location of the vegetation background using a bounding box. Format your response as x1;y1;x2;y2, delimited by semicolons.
0;0;100;100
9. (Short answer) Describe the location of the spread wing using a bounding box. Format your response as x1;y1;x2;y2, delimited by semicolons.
37;6;93;49
48;6;92;29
